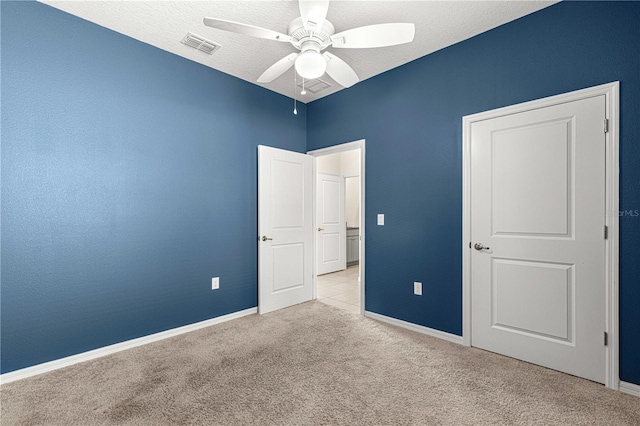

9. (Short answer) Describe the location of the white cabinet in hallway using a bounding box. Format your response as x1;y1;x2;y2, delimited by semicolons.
346;227;359;265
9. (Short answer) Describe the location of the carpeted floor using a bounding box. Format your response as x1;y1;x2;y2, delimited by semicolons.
1;301;639;425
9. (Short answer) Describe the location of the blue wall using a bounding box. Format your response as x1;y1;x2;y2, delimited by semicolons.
1;2;306;373
307;1;640;385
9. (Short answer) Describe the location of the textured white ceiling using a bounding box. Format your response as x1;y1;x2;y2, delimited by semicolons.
40;1;557;103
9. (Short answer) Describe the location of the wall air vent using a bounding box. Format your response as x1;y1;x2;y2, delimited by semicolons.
297;78;331;94
181;32;220;55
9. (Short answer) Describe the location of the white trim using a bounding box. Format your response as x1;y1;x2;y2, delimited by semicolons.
462;82;620;390
604;82;620;391
311;156;318;301
0;307;257;385
307;140;364;157
308;140;366;315
619;381;640;398
365;311;464;345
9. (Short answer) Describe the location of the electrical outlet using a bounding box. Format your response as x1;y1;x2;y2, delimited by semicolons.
414;281;422;296
211;277;219;290
377;214;385;225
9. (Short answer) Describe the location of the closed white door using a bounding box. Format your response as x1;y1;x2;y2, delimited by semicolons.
316;173;346;275
470;95;606;383
258;145;313;315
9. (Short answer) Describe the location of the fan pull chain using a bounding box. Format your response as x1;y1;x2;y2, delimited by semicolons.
301;78;307;96
293;71;298;115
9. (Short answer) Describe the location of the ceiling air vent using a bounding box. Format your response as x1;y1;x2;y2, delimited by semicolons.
181;32;220;55
297;78;331;94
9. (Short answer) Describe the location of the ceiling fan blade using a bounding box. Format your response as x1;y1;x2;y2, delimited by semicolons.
299;0;330;32
331;23;415;49
257;53;298;83
323;52;359;88
203;17;292;42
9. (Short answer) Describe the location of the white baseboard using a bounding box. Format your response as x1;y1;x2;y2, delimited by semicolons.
364;311;464;345
620;381;640;397
0;307;257;385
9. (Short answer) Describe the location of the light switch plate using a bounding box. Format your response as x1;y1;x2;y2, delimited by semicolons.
211;277;219;290
414;282;422;296
377;214;384;225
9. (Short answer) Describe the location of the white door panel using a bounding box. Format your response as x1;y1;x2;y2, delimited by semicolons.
491;118;572;236
258;145;313;314
492;259;573;341
471;95;606;383
321;233;340;262
316;173;346;275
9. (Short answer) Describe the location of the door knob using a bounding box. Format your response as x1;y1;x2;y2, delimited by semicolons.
474;243;490;251
261;236;273;242
317;227;324;231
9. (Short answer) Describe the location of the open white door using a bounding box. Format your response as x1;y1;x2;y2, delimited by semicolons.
316;173;346;275
258;145;313;315
469;95;606;383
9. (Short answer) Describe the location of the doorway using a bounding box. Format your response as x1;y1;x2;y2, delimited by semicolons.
308;140;365;315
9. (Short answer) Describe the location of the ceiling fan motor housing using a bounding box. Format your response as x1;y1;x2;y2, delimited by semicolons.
287;17;335;51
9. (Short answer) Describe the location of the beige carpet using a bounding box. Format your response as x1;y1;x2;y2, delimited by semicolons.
1;301;639;425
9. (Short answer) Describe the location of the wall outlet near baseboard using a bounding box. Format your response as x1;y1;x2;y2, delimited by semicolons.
414;282;422;296
211;277;219;290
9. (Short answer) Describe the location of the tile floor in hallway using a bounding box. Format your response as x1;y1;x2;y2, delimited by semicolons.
317;264;361;313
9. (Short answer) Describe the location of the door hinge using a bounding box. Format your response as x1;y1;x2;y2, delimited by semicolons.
604;225;608;239
604;332;608;346
604;118;609;133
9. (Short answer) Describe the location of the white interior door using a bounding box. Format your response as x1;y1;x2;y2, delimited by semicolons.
316;173;346;275
258;145;313;315
470;95;606;383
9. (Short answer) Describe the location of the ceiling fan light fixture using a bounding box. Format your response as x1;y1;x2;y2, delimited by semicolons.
295;50;326;80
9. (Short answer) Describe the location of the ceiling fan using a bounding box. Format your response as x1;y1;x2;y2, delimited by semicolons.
203;0;415;88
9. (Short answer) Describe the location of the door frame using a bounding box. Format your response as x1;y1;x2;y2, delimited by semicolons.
461;82;620;390
308;139;366;315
